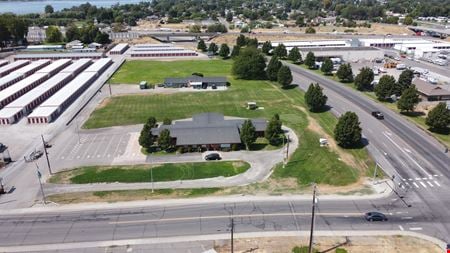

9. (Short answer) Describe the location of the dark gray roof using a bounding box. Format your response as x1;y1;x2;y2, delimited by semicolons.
164;76;227;84
151;113;266;146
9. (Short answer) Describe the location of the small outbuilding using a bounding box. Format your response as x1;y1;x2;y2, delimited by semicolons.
139;81;148;89
247;102;257;110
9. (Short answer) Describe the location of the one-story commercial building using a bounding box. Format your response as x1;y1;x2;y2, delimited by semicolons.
164;76;227;89
298;47;384;62
151;113;267;150
413;79;450;101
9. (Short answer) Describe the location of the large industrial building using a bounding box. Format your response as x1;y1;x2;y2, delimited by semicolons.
14;53;104;61
109;43;129;55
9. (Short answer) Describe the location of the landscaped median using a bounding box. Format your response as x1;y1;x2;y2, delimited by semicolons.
49;161;250;184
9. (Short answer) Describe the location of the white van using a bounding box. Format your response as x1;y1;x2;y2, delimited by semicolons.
396;64;406;70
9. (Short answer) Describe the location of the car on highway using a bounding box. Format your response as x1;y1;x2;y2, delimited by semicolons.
372;111;384;119
364;212;388;221
205;153;221;161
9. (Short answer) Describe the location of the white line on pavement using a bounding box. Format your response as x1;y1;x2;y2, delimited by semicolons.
434;181;441;187
409;227;423;231
401;217;413;220
413;182;419;188
419;182;427;188
426;181;434;187
398;225;404;231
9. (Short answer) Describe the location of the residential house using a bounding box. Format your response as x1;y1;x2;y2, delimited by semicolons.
413;78;450;101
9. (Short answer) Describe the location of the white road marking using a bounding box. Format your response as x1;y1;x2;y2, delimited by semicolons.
77;156;80;159
422;177;428;180
420;182;427;188
408;178;413;181
427;181;434;187
409;227;423;231
413;182;419;188
401;217;413;220
385;131;392;136
383;132;431;177
398;225;404;231
434;181;441;187
434;174;439;177
415;178;421;181
404;148;411;153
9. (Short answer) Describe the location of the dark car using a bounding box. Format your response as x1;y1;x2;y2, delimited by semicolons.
205;153;221;161
364;212;387;221
372;111;384;119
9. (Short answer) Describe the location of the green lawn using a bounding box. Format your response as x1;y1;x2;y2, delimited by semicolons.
300;64;449;147
85;59;374;186
50;161;250;184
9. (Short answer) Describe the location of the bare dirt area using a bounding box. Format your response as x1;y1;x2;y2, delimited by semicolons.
214;235;442;253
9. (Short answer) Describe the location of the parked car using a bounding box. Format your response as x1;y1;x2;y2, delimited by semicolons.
364;212;388;221
205;153;221;160
372;111;384;119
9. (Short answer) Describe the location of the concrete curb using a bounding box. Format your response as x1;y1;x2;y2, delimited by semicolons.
0;230;445;252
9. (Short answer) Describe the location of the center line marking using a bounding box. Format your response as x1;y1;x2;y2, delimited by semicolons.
409;227;423;231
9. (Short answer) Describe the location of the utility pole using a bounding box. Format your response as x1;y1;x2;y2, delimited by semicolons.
286;134;290;161
41;135;52;175
230;217;234;253
308;184;317;253
35;163;47;205
373;163;379;182
151;166;154;193
108;83;112;96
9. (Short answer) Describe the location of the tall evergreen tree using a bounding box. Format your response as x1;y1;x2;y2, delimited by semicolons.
226;12;233;22
426;102;450;131
305;83;328;112
334;111;362;148
374;75;396;101
138;116;157;150
230;45;240;58
288;46;302;63
236;34;246;47
273;43;287;59
266;56;282;81
397;85;420;112
197;39;207;52
265;114;283;145
208;42;218;54
277;65;293;87
158;129;172;150
320;58;333;75
232;47;266;79
240;120;257;150
397;69;414;95
262;41;272;55
304;51;316;69
354;67;374;91
218;43;230;59
336;63;354;83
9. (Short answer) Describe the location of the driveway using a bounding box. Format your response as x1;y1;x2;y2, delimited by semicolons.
44;126;299;195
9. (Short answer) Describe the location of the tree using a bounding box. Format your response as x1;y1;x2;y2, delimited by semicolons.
65;24;80;42
94;32;110;44
158;129;172;150
240;120;257;150
218;43;230;59
46;26;63;43
403;16;413;25
277;65;293;87
305;83;328;112
265;114;283;145
304;51;316;69
207;23;227;33
236;34;246;47
334;111;362;148
273;43;287;59
45;5;54;14
287;47;302;63
397;85;420;112
426;102;450;131
336;63;354;83
266;56;282;81
163;118;172;125
374;75;396;101
138;116;157;150
246;37;258;48
189;25;201;33
295;16;306;27
320;58;333;75
232;47;266;80
262;41;272;55
226;12;233;22
397;69;414;95
354;67;374;91
305;27;316;34
208;42;218;54
231;45;240;57
197;39;207;52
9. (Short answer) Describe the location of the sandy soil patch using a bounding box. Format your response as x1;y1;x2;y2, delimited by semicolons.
215;235;442;253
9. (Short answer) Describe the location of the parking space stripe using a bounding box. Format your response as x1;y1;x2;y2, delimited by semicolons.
426;181;434;187
419;182;427;188
434;181;441;187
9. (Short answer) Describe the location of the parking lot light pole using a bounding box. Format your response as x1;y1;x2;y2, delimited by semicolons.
41;135;52;175
35;163;47;205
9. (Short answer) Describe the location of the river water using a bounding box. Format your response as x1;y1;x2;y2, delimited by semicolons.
0;0;149;14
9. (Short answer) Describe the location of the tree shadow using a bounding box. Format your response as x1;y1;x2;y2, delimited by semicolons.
282;84;298;90
311;105;333;113
401;111;425;117
429;127;450;135
249;143;267;151
343;137;369;150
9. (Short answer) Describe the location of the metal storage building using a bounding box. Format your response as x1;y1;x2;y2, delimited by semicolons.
36;59;72;76
0;73;74;124
0;73;24;91
0;60;8;67
14;59;51;76
134;44;173;48
28;72;97;123
131;47;188;52
110;43;129;55
130;50;197;58
59;59;92;76
14;53;104;61
0;60;30;77
83;58;112;74
0;73;49;108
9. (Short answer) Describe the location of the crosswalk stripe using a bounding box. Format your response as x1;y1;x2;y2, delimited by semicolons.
420;182;427;188
434;181;441;187
427;181;434;187
413;182;419;188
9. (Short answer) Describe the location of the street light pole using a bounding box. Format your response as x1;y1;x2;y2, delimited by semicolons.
35;163;47;205
151;166;154;193
230;217;234;253
41;135;52;175
308;184;317;253
373;163;379;182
